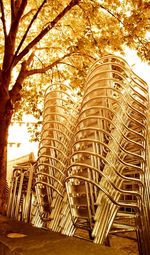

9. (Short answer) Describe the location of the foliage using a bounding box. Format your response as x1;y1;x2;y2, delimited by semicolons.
0;0;149;131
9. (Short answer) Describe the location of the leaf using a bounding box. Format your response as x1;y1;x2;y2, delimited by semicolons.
7;233;27;238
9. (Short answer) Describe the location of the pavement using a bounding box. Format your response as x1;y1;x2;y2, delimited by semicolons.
0;215;131;255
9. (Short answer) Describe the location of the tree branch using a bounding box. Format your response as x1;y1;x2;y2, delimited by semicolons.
9;61;28;104
10;0;27;32
0;0;7;40
59;61;79;69
13;0;47;64
21;9;36;21
14;0;27;19
26;52;75;76
11;0;15;20
13;0;80;66
2;1;27;73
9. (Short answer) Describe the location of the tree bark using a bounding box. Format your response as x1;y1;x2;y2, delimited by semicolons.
0;95;13;213
0;116;8;213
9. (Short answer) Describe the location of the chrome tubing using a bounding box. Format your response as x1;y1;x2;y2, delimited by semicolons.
31;55;149;254
34;83;80;232
65;55;149;255
7;163;34;223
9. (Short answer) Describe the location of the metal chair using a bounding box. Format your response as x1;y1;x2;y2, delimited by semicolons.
34;83;80;231
7;163;34;223
64;55;150;255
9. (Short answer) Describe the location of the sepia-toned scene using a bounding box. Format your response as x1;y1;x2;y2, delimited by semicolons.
0;1;150;255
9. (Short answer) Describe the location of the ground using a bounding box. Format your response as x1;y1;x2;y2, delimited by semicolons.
0;215;139;255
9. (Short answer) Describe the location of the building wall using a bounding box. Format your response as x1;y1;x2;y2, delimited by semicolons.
7;120;39;183
8;121;38;161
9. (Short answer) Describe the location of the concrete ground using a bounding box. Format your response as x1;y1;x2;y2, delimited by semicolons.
0;215;137;255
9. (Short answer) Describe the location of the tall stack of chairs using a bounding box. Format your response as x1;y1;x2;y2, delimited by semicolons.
34;83;79;231
64;55;150;255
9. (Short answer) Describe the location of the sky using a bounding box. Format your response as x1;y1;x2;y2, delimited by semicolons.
123;48;150;87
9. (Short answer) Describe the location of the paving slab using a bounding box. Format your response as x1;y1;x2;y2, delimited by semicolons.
0;215;130;255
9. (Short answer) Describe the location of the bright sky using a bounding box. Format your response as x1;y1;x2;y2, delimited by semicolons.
123;48;150;86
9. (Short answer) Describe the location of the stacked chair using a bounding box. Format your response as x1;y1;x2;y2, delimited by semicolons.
33;83;79;231
7;162;34;223
7;55;150;255
64;55;150;255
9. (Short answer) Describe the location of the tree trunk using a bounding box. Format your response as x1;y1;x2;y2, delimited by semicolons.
0;93;13;213
0;117;9;213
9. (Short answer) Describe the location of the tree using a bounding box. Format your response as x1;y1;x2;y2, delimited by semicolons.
0;0;149;213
